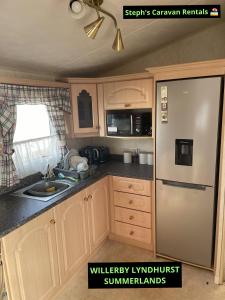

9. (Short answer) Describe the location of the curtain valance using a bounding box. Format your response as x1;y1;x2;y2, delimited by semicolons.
0;84;71;112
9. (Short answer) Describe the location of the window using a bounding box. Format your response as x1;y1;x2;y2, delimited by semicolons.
14;105;51;142
13;105;61;178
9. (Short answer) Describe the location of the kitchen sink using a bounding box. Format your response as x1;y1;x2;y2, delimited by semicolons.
13;179;76;202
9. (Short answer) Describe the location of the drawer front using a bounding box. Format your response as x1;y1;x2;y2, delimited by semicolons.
113;176;151;196
114;207;151;228
114;191;151;212
114;221;151;244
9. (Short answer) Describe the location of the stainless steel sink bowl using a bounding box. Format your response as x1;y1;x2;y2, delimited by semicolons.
13;180;76;202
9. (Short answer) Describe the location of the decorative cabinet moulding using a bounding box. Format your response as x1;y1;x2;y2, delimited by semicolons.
103;79;153;110
146;59;225;80
108;87;146;102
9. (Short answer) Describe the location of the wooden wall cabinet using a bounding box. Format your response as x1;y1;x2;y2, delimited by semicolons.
71;84;99;136
2;210;60;300
103;79;153;110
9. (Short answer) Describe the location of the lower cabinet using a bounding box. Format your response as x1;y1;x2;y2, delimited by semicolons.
55;177;109;284
86;177;109;252
2;210;60;300
55;190;90;285
2;177;109;300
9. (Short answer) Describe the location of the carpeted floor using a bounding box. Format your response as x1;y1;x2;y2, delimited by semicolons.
54;239;225;300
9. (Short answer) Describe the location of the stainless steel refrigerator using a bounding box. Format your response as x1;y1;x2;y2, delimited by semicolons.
156;77;223;268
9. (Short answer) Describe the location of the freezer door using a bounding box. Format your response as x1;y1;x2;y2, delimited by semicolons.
156;179;215;268
156;77;222;186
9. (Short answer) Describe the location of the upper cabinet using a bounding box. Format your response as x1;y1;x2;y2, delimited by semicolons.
103;79;153;110
71;84;99;135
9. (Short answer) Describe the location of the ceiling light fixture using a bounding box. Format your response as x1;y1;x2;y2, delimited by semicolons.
69;0;124;52
84;10;105;39
69;0;86;19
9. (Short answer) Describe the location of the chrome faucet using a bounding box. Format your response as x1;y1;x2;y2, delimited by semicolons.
44;164;55;181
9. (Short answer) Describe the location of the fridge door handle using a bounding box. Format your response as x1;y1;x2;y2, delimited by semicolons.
161;180;208;190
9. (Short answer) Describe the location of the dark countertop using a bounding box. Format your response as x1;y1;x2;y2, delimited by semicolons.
0;161;153;238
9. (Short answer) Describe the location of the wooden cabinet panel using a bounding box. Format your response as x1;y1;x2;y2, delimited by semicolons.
2;210;59;300
114;191;151;212
55;191;90;284
86;177;109;252
114;221;152;244
114;207;151;228
104;79;153;110
71;84;99;135
113;176;151;196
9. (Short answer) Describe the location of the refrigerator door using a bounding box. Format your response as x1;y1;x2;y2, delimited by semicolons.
156;179;215;267
156;77;222;186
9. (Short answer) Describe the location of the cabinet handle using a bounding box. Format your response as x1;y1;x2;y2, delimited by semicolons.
125;104;131;107
84;197;88;202
88;194;92;200
129;231;134;236
129;215;134;220
129;200;133;205
128;184;133;189
50;219;56;225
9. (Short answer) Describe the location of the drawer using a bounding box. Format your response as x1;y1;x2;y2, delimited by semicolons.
114;191;151;212
114;207;151;228
113;176;151;196
114;221;151;244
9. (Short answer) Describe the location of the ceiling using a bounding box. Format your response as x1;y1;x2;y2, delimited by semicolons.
0;0;224;77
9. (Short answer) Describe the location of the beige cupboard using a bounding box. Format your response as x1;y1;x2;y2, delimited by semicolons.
71;84;99;136
2;177;109;300
110;176;153;250
2;210;60;300
103;79;153;110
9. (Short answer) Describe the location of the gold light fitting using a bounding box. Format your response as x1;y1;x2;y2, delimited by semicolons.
70;0;125;52
84;16;105;39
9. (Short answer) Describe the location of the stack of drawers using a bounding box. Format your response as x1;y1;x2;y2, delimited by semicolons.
111;176;152;250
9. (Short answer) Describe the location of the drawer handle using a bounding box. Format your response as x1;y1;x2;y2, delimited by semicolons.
88;194;92;200
129;200;133;205
50;219;56;225
84;197;88;202
129;231;134;236
125;104;131;107
129;215;134;220
128;184;133;189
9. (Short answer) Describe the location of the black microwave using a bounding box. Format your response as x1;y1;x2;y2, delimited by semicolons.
106;110;152;137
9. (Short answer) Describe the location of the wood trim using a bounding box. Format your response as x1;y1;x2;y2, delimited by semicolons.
63;72;152;84
0;77;70;88
152;77;156;258
109;233;153;251
214;81;225;284
146;59;225;81
97;84;106;137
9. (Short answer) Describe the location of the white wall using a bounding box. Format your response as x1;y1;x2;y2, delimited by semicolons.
100;22;225;76
67;137;153;155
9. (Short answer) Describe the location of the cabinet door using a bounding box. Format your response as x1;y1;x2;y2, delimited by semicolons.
2;210;59;300
54;191;90;284
71;84;99;135
86;177;109;252
104;79;153;110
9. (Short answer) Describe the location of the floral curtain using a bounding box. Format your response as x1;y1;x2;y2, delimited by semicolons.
0;84;71;187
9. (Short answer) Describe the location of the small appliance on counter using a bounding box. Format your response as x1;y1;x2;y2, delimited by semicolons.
79;146;110;165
